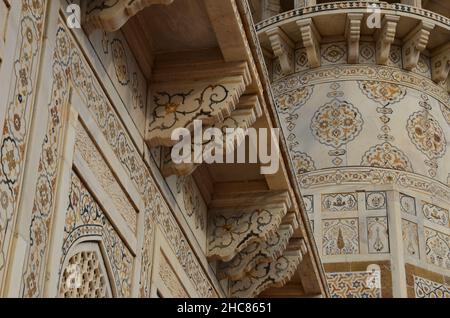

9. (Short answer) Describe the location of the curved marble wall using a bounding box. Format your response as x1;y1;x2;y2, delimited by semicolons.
269;40;450;297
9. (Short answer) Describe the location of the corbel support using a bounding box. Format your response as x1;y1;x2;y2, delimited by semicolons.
229;249;303;298
375;15;400;65
345;14;363;64
266;27;295;75
159;94;262;177
219;224;294;280
83;0;174;34
297;18;322;68
431;43;450;83
207;192;291;262
402;21;435;71
146;63;251;147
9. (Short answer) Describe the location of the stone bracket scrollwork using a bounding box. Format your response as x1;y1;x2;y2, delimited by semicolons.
218;224;294;281
229;247;305;298
297;18;322;68
402;21;435;70
159;94;262;177
266;27;295;75
345;13;363;64
146;63;251;147
431;43;450;84
375;14;400;65
83;0;174;33
207;192;291;262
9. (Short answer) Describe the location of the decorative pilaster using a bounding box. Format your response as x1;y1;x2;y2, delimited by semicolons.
345;14;363;64
376;15;400;65
402;21;435;70
207;192;291;262
266;27;294;75
297;18;321;68
83;0;174;33
431;43;450;84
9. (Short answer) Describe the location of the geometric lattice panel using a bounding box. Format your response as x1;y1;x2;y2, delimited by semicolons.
326;271;382;298
414;276;450;298
59;243;112;298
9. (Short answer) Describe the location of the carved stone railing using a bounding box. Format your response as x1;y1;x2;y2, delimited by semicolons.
255;1;450;31
83;0;174;33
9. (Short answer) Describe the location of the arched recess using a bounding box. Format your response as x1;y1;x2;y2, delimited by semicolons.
57;171;134;298
59;241;114;298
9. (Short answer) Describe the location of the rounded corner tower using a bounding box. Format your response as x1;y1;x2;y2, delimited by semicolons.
252;0;450;298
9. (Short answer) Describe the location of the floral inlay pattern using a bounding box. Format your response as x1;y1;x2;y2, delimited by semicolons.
311;99;363;148
275;86;313;113
407;111;446;177
361;142;413;172
327;271;382;298
322;218;359;255
424;227;450;270
0;0;46;288
358;81;406;107
414;276;450;298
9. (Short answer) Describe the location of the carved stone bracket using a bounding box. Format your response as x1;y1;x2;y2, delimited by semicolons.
207;192;291;262
345;14;363;64
431;43;450;84
297;18;322;68
229;249;303;298
266;27;295;75
219;224;294;280
83;0;174;33
146;63;251;147
160;95;262;177
402;21;435;70
375;15;400;65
